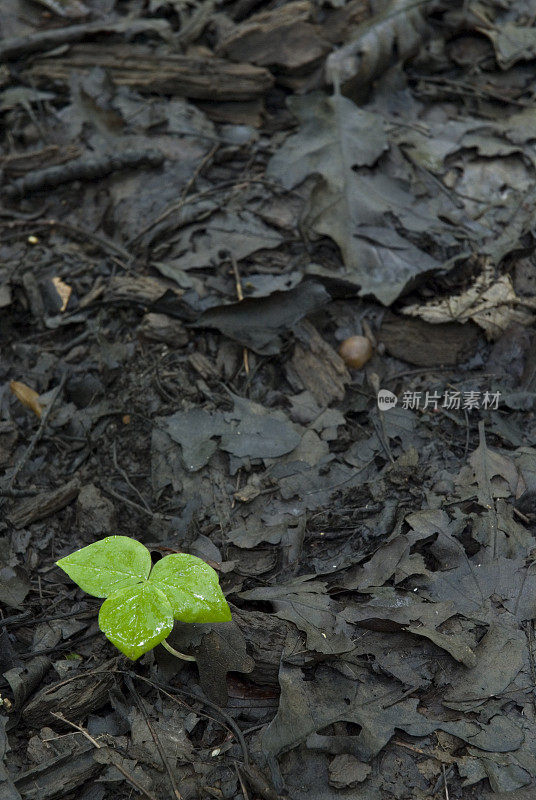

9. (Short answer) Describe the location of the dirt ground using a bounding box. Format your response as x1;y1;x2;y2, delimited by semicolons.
3;1;536;798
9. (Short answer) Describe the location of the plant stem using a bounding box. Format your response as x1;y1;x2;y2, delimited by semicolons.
161;639;196;662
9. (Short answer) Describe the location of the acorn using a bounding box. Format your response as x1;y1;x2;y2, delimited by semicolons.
338;335;373;369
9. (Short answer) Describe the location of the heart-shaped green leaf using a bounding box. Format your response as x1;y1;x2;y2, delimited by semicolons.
56;537;232;659
56;536;151;598
98;583;173;660
148;554;232;623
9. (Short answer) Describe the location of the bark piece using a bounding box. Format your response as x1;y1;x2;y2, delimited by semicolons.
15;744;102;800
188;352;219;380
22;667;116;728
216;1;329;74
286;320;350;406
139;313;189;347
8;479;80;529
23;44;274;101
4;656;52;707
21;272;45;326
0;145;82;178
106;275;180;305
379;314;481;367
4;150;163;200
195;98;264;126
233;608;292;687
0;18;172;61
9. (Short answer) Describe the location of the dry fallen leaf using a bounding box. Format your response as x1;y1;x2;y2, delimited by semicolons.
10;381;43;418
51;277;72;312
402;262;536;339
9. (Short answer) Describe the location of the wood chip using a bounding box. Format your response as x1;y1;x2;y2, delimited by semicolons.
286;320;350;406
379;313;481;367
107;275;181;305
24;44;274;101
216;0;329;74
8;479;80;529
188;352;219;380
139;313;188;347
0;144;82;177
22;667;115;728
15;744;102;800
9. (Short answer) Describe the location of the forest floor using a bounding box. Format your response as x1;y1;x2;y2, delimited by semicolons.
3;1;536;798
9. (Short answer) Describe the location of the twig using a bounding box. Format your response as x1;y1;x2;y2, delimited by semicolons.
130;143;218;247
234;763;251;800
418;74;534;109
463;408;470;460
367;373;394;463
227;251;250;375
381;685;419;709
51;711;102;749
112;440;152;512
0;18;171;61
393;738;454;764
100;484;170;520
442;763;450;800
0;487;40;497
477;420;499;558
525;621;536;716
128;672;250;767
124;675;183;800
514;507;531;525
0;610;32;628
4;150;164;200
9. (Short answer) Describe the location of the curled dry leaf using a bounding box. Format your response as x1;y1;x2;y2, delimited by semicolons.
10;380;43;418
325;0;433;97
480;23;536;71
402;262;536;339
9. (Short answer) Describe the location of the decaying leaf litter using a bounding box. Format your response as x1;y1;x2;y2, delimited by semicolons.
3;0;536;797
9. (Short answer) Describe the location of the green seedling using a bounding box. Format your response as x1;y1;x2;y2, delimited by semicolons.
56;536;231;661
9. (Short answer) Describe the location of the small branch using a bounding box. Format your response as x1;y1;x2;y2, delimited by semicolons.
161;639;196;662
100;484;170;521
442;763;450;800
112;440;152;512
4;150;164;200
124;675;183;800
51;711;102;749
227;250;250;375
0;18;171;62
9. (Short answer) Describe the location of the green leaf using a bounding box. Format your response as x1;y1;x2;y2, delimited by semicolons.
56;538;232;660
98;583;173;660
56;536;151;598
148;554;232;623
